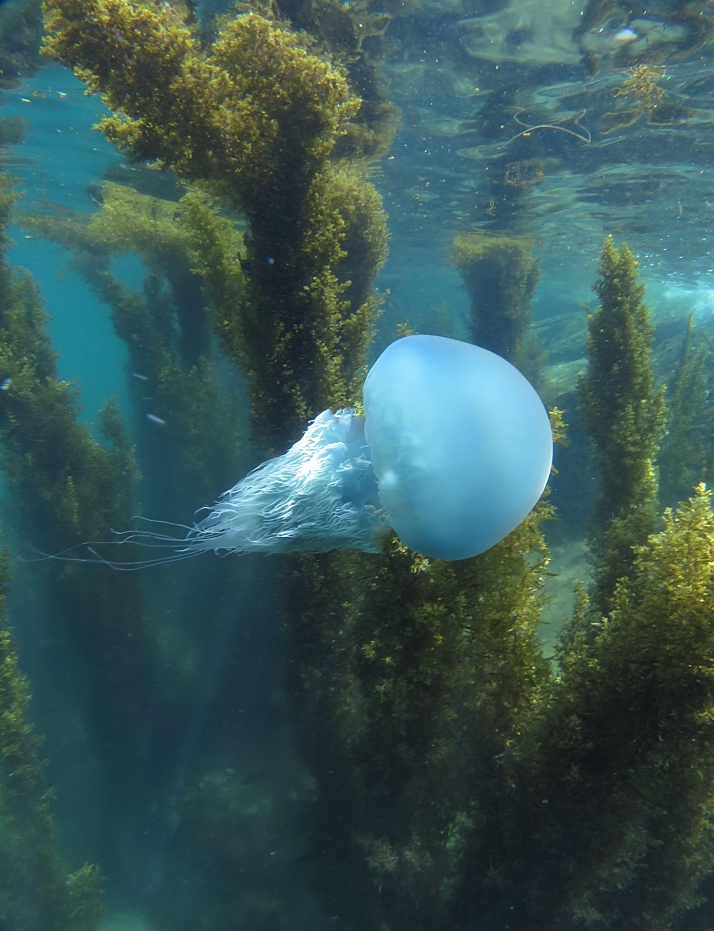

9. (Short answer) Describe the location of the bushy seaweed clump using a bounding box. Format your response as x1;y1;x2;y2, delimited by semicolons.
39;5;390;927
271;0;398;161
286;236;714;931
602;64;689;133
0;547;103;931
452;231;545;383
0;179;137;548
289;502;552;928
450;236;714;931
481;486;714;931
579;234;666;614
43;0;388;450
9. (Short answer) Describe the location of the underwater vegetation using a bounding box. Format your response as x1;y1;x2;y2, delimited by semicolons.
0;0;42;89
0;114;24;148
0;544;103;931
471;484;714;931
0;168;205;894
0;170;148;636
288;503;554;931
659;315;714;509
24;180;245;515
43;0;388;451
452;230;545;383
579;234;666;615
603;64;689;133
268;0;398;162
287;237;714;931
503;158;545;190
0;156;281;918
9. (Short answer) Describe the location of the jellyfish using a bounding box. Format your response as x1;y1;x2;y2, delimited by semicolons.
361;333;552;560
66;335;552;567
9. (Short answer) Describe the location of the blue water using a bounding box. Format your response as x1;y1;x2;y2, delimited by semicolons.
4;64;129;421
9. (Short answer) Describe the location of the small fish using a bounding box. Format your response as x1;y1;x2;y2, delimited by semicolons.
612;27;639;44
132;372;148;381
146;413;166;426
0;378;11;391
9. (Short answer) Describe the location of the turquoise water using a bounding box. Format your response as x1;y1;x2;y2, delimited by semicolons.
3;2;714;930
4;64;128;421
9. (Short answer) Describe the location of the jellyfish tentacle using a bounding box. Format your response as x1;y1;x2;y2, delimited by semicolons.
178;408;391;556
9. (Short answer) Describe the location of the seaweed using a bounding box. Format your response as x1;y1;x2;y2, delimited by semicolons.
603;64;689;134
43;1;388;450
0;173;163;878
38;6;714;931
0;0;43;89
289;501;553;929
452;230;545;383
0;548;103;931
578;235;666;615
486;486;714;930
659;315;710;508
24;181;245;515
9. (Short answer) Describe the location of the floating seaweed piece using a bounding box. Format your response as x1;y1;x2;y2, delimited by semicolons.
603;64;689;133
503;158;545;188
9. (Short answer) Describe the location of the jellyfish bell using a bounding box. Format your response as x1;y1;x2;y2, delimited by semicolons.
363;334;553;560
43;335;552;568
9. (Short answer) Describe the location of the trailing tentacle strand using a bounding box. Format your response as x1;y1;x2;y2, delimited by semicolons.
180;408;391;556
